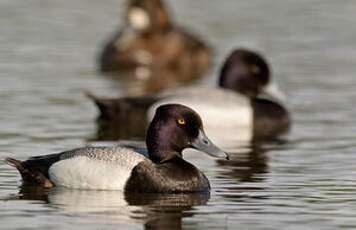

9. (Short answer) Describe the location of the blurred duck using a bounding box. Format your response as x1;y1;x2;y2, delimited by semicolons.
90;49;291;141
99;0;212;93
4;104;228;192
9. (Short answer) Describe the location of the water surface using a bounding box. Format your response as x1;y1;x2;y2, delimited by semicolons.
1;0;356;229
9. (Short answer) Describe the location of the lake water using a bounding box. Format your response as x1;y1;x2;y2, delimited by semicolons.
1;0;356;229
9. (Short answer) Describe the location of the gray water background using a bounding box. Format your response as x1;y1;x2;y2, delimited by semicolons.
1;0;356;229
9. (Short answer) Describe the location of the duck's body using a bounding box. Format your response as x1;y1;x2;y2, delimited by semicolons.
152;87;290;140
90;49;291;141
6;147;208;192
100;29;210;78
99;0;211;92
5;147;145;190
149;87;252;128
5;104;228;192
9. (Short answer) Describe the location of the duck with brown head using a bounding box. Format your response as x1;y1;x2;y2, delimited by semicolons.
99;0;212;93
127;0;171;32
4;104;228;192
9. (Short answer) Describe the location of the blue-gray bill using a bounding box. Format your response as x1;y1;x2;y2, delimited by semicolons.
191;130;229;160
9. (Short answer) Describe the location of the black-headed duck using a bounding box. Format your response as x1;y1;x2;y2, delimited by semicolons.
90;49;291;141
4;104;228;192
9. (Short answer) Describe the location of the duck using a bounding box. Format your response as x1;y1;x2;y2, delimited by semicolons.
99;0;212;93
90;48;291;141
4;104;228;192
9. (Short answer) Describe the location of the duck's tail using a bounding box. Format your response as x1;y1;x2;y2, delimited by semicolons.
83;90;98;102
84;90;157;122
84;90;104;108
84;90;113;119
3;157;23;169
3;157;54;188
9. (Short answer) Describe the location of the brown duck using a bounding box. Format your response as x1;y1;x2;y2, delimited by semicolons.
99;0;212;93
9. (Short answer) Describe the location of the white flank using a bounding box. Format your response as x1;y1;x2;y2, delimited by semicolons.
48;148;147;190
147;87;253;142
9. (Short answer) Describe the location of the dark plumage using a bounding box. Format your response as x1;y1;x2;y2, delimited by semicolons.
4;154;60;188
219;49;269;98
125;157;209;192
86;92;157;139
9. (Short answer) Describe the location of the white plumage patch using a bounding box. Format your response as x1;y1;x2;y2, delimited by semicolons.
129;7;150;30
48;148;147;190
148;87;253;142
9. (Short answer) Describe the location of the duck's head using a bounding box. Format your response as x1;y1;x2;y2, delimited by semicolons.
126;0;172;32
146;104;229;163
219;49;271;98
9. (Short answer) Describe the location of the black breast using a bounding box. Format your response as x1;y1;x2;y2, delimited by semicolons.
124;156;210;193
251;98;291;140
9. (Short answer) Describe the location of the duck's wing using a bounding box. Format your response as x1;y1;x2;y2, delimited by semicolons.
57;146;147;162
48;147;149;190
88;140;150;158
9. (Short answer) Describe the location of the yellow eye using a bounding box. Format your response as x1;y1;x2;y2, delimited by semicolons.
177;118;185;125
251;65;261;74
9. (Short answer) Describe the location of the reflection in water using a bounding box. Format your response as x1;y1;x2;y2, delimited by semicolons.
126;192;210;230
213;141;286;203
217;143;268;182
216;142;278;202
12;186;209;230
217;144;269;183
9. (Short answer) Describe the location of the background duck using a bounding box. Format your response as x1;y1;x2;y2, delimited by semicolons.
4;104;228;192
99;0;212;94
90;49;291;142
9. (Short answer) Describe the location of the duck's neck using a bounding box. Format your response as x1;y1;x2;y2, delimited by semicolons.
146;119;181;163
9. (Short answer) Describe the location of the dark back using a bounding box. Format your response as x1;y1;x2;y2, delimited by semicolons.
94;96;158;140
